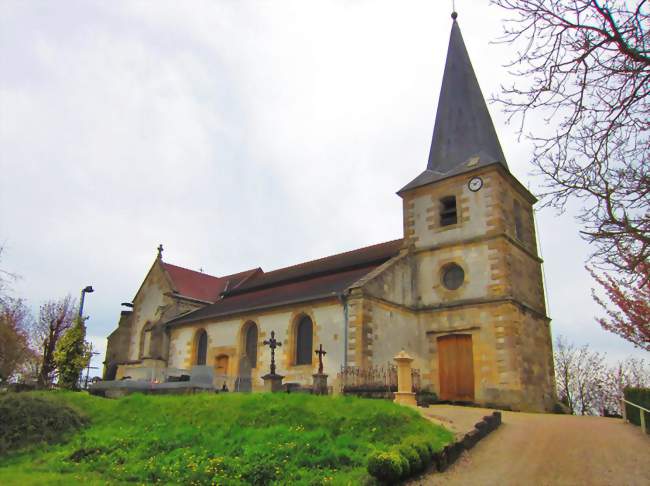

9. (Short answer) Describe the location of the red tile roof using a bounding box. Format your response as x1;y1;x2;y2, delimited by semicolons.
167;239;403;326
161;263;259;303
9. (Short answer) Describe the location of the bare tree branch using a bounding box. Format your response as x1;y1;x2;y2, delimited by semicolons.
491;0;649;280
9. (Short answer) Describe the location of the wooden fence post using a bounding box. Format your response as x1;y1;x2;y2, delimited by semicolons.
641;410;646;435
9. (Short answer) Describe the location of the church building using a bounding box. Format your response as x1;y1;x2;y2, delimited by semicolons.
103;14;556;412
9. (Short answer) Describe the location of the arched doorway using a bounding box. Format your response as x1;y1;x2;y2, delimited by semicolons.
437;334;474;401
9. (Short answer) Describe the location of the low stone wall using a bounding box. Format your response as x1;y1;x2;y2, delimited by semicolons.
433;411;501;472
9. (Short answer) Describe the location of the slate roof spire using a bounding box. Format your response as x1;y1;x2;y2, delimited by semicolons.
400;12;508;193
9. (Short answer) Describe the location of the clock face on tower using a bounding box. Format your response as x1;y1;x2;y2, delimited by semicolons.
468;176;483;192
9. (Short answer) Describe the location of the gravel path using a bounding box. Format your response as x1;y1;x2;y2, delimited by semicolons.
411;409;650;486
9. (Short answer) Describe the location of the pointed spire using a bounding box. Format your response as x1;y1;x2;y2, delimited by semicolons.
400;14;508;193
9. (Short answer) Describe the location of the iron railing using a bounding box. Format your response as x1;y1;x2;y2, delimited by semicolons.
338;363;421;394
621;398;650;434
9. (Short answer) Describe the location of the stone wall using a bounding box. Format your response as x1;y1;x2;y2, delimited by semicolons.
103;310;133;379
168;299;346;391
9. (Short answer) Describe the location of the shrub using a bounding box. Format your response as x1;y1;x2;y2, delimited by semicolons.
403;437;432;467
624;387;650;433
552;402;570;414
367;450;406;483
396;443;423;476
0;394;88;454
416;390;438;406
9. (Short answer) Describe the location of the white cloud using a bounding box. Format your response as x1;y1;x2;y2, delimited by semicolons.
1;0;645;368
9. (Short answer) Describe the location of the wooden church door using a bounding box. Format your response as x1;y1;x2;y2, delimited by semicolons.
438;334;475;401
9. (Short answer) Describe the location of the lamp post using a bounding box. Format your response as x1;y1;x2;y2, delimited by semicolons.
78;285;94;389
78;285;94;320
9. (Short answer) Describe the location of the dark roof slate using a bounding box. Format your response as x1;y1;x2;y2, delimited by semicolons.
400;17;508;193
229;239;403;295
167;239;403;326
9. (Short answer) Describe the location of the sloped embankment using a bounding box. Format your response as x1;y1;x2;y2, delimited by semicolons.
0;391;453;484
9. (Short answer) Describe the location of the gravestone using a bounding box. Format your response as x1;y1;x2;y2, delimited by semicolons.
237;356;253;392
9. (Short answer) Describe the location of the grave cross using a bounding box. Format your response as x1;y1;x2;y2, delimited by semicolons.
315;344;327;374
263;330;282;375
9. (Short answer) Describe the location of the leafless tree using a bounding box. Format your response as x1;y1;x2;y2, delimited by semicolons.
597;357;650;415
0;246;17;306
0;298;33;383
555;335;650;415
32;296;77;387
554;335;607;414
492;0;649;281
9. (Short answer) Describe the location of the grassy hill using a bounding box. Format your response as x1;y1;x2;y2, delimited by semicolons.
0;391;453;485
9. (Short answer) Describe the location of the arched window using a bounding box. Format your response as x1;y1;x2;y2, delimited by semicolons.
295;316;313;365
196;330;208;366
245;323;258;368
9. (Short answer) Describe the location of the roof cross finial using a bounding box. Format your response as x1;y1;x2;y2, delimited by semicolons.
157;244;164;260
452;0;458;20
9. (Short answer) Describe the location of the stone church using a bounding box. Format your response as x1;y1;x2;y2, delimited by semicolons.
103;15;556;412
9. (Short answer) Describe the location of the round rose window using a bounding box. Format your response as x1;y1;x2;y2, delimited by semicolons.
442;264;465;290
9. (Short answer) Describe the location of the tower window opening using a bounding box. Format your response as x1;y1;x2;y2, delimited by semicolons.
514;200;524;241
440;196;458;226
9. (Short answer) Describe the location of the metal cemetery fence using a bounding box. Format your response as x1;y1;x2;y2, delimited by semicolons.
338;363;421;396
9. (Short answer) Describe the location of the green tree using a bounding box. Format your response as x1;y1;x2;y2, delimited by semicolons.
54;317;90;390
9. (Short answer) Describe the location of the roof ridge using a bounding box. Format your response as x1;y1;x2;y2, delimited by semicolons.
161;261;221;280
258;239;402;278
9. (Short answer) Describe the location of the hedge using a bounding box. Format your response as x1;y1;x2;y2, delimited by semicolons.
624;387;650;433
0;394;88;454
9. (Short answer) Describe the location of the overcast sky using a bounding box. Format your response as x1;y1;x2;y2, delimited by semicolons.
1;0;645;375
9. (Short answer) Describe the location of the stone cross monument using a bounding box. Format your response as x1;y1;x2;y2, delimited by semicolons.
261;331;284;392
312;343;329;395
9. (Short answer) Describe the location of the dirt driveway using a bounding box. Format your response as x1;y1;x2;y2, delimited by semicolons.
412;408;650;486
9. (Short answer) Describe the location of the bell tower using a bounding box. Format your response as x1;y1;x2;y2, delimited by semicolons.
398;12;555;411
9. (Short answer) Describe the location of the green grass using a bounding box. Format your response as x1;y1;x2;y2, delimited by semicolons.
0;392;453;485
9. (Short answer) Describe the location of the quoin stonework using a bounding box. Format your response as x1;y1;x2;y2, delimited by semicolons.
103;15;556;412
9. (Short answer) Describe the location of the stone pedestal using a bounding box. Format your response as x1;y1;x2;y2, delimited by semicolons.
393;350;417;406
312;373;329;395
262;373;284;392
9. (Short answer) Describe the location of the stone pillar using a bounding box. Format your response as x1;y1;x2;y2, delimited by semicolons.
262;373;284;392
393;350;417;406
312;373;329;395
